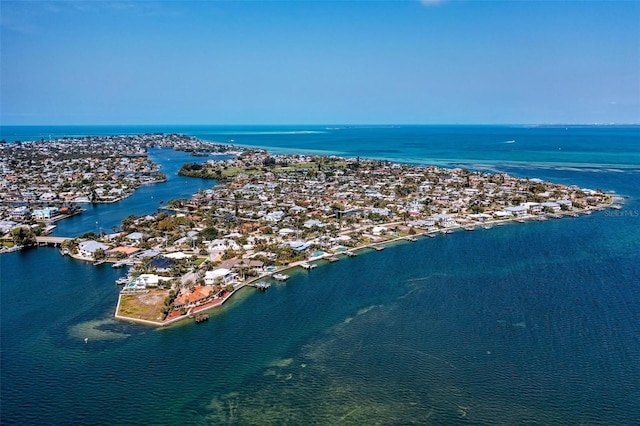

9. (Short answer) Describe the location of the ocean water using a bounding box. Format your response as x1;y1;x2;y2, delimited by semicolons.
1;125;639;425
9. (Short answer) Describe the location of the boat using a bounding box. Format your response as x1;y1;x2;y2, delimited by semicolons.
482;224;493;230
115;277;130;285
464;225;475;231
253;281;271;291
374;245;385;251
345;251;357;257
300;262;317;270
406;236;417;242
273;273;290;281
427;233;436;238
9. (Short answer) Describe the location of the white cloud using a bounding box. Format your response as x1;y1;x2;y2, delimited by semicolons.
419;0;447;6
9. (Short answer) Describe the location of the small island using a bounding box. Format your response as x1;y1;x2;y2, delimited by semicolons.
0;135;617;325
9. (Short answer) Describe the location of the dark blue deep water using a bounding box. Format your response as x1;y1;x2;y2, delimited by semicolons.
1;125;639;424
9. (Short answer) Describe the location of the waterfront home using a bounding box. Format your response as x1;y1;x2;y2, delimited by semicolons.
131;274;160;289
78;240;109;258
541;201;562;212
407;218;436;229
174;285;214;309
436;213;457;228
32;207;59;220
522;202;542;214
217;258;266;275
205;268;235;285
504;206;528;217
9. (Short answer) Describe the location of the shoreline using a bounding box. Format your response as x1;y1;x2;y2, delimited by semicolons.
113;202;609;327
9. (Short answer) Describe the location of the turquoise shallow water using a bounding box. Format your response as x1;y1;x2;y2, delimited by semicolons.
1;125;639;424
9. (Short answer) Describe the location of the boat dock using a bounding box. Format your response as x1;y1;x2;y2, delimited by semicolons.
251;281;271;291
194;313;209;323
300;262;318;270
273;273;290;281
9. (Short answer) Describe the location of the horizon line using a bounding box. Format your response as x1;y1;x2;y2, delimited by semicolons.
2;123;639;127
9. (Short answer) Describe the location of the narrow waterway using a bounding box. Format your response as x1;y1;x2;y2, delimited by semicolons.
52;148;227;237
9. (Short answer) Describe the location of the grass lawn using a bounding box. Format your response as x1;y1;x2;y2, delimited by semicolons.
118;288;169;322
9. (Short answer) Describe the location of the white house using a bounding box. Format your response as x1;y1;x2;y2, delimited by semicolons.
265;211;285;222
436;213;457;228
303;219;324;229
33;207;59;220
541;202;561;212
0;220;18;234
78;240;109;258
371;226;388;236
504;206;528;217
10;207;30;220
131;274;160;289
205;268;235;285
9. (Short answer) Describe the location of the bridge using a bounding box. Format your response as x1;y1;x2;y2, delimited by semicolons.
36;236;72;246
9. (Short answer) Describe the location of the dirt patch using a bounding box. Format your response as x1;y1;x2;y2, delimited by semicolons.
139;293;164;305
118;289;169;322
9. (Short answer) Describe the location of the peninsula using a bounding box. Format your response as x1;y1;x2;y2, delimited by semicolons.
0;135;616;325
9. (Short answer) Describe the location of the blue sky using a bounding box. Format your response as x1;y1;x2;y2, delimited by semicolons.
1;0;639;125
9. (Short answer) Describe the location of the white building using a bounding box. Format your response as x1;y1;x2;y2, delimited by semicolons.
131;274;160;289
32;207;59;220
205;269;235;285
78;240;109;258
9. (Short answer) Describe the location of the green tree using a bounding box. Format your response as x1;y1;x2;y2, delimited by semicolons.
93;248;106;260
11;227;36;247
